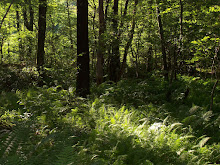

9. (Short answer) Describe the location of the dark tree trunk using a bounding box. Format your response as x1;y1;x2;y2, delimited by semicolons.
156;5;169;81
0;37;4;64
109;0;120;82
76;0;90;97
96;0;105;85
179;0;183;48
104;0;111;21
16;7;20;31
37;0;47;69
23;0;34;31
8;23;11;59
29;0;34;31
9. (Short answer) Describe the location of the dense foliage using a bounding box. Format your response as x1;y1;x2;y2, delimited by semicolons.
0;73;220;164
0;0;220;164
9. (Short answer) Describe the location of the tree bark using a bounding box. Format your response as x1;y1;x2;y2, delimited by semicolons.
96;0;105;85
76;0;90;97
37;0;47;69
156;4;169;81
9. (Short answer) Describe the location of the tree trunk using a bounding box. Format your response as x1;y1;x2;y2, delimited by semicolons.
16;7;20;31
0;37;4;64
120;0;138;78
210;80;219;111
16;7;23;62
0;1;13;31
76;0;90;97
109;0;120;82
8;23;11;60
29;0;34;31
156;4;169;81
66;0;74;51
179;0;183;49
91;0;97;71
37;0;47;69
176;0;183;78
118;0;129;38
104;0;111;21
23;0;34;31
48;14;57;65
96;0;105;85
147;46;153;72
170;44;177;82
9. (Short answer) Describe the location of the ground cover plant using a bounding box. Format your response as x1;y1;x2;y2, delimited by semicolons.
0;73;220;165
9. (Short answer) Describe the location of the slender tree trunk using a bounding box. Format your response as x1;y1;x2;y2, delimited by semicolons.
23;0;34;31
29;0;34;31
8;23;11;61
48;14;57;65
37;0;47;70
118;0;129;38
91;0;97;71
0;37;4;64
66;0;74;51
76;0;90;97
96;0;105;85
105;0;111;21
156;4;169;81
120;0;138;78
16;7;23;62
176;0;183;78
0;1;13;31
16;7;20;31
179;0;183;50
109;0;120;82
210;80;218;111
170;43;177;82
147;46;153;72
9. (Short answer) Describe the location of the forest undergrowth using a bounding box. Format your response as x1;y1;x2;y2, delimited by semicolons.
0;68;220;165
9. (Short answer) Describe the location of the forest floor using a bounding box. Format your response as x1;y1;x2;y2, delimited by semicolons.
0;66;220;165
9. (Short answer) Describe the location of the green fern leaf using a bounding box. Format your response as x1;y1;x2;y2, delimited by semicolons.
199;137;210;148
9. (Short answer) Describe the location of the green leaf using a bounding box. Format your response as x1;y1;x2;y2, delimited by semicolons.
199;137;210;148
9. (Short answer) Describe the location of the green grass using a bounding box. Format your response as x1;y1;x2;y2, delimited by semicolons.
0;75;220;164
